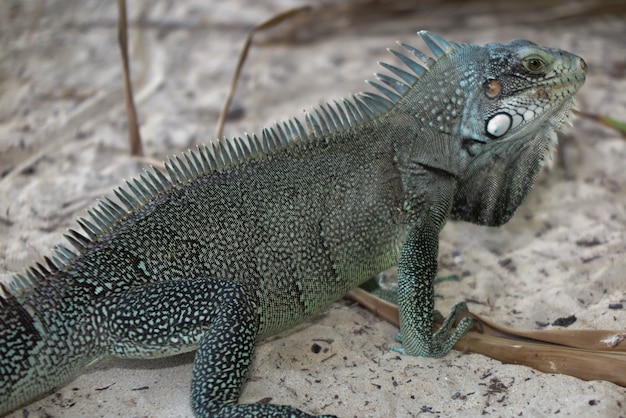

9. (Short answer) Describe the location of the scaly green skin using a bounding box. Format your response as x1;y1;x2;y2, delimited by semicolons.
0;32;585;417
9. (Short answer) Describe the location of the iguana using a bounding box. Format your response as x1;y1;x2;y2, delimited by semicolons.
0;31;586;417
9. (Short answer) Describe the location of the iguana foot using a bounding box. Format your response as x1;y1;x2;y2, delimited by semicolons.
392;302;474;357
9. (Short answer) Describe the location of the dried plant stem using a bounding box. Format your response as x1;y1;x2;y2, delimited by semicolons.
347;288;626;387
117;0;143;156
214;6;311;141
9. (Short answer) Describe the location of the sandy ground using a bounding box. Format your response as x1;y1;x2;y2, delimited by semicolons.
1;0;625;417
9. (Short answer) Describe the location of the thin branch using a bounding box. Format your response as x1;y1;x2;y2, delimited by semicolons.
214;6;311;141
117;0;143;156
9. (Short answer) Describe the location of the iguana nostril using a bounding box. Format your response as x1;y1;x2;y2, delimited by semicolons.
579;57;587;71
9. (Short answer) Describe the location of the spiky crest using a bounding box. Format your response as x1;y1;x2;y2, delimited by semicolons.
2;31;457;296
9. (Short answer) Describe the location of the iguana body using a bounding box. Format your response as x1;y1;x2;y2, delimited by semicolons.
0;32;585;417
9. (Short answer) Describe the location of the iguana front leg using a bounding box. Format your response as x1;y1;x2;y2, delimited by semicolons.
395;219;475;357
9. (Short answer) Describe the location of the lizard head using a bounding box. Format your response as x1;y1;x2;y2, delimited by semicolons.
451;39;587;226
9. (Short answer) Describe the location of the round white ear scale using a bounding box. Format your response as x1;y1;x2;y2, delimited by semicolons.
486;113;512;137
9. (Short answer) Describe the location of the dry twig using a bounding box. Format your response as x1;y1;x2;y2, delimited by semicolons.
347;288;626;387
117;0;143;156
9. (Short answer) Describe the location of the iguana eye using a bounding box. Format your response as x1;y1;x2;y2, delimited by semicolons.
524;57;545;72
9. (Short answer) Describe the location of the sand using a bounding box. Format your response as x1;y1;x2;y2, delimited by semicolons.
1;1;624;416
